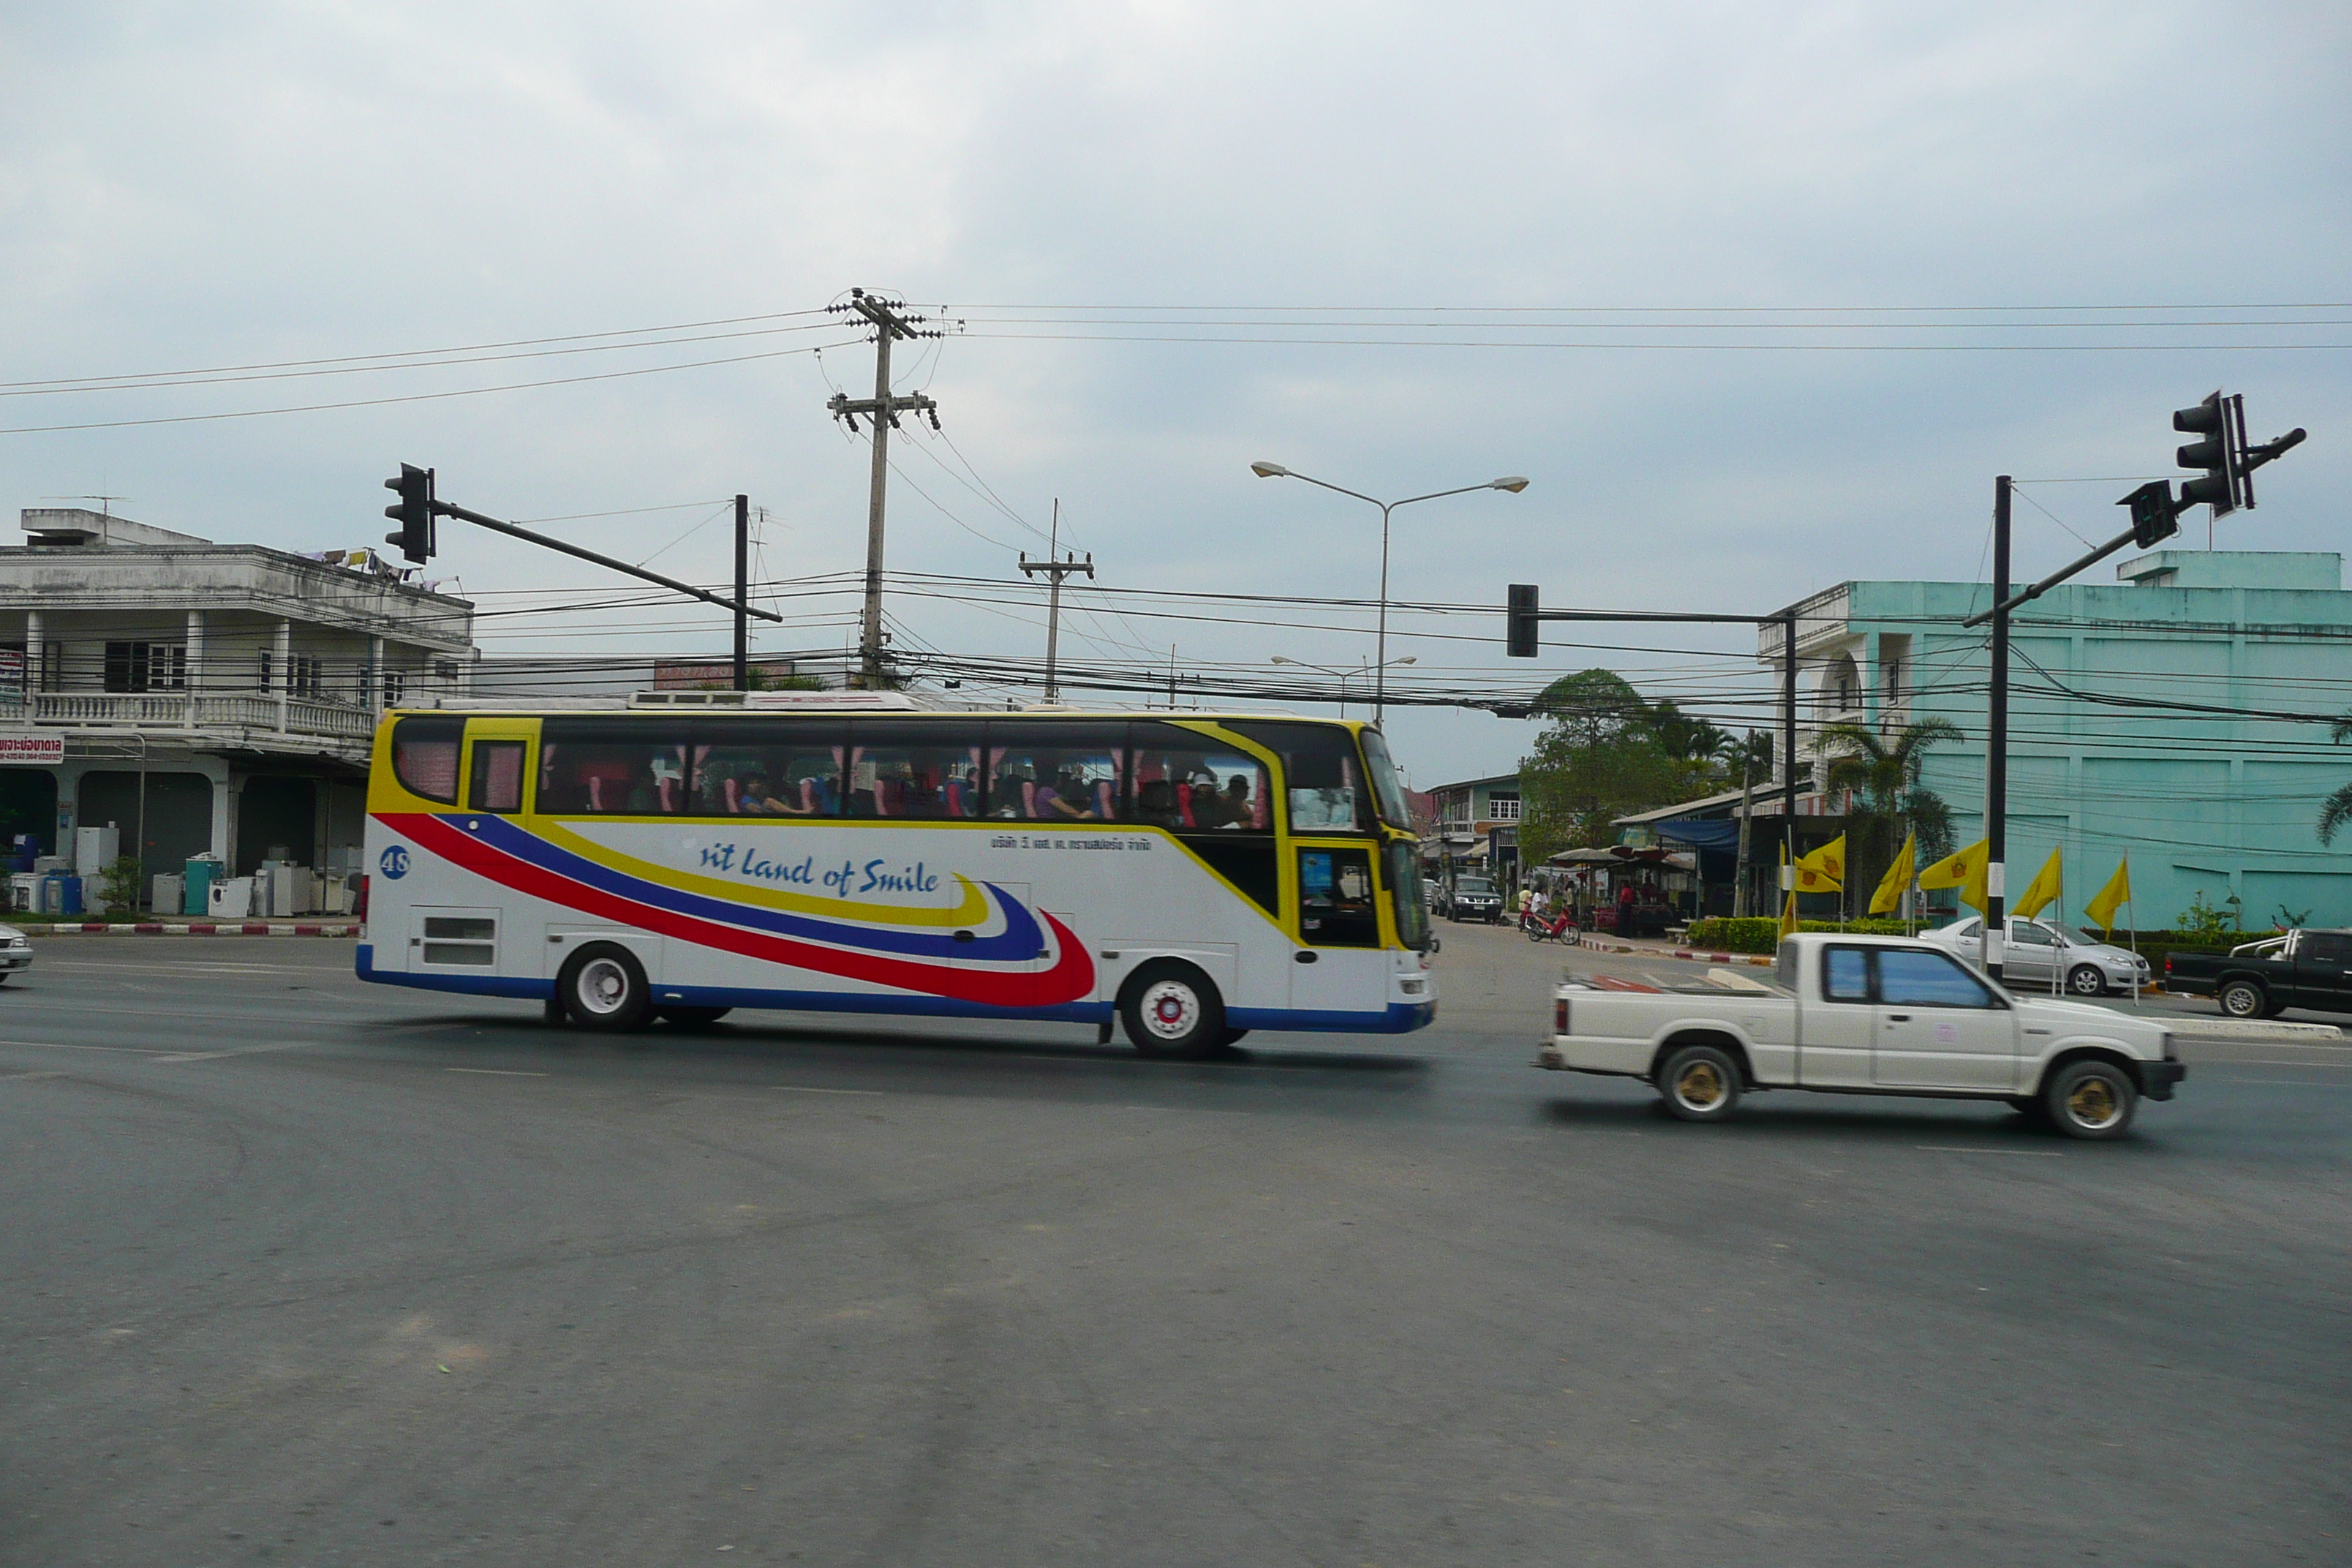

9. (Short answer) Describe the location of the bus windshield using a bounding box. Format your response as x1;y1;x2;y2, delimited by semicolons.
1358;729;1411;829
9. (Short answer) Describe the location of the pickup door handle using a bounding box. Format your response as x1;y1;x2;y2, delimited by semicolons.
1884;1014;1912;1022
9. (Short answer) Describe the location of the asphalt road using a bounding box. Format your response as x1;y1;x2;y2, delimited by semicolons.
4;926;2348;1567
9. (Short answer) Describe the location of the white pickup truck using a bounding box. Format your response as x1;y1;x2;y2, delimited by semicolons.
1536;932;2185;1139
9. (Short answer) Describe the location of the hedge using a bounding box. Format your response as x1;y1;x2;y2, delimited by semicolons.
1681;916;2278;965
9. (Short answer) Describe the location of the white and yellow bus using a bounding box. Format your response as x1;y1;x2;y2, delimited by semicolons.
358;694;1436;1056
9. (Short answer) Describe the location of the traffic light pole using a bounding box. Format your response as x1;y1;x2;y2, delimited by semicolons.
1502;594;1802;913
734;494;751;690
429;498;783;625
1983;476;2011;981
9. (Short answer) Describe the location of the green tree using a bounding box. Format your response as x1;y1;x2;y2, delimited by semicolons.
2318;717;2352;845
1816;717;1959;912
1517;670;1692;864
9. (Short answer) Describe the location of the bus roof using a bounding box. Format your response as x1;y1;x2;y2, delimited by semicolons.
388;695;1360;727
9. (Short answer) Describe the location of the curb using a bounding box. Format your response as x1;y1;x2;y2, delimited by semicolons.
1575;934;1774;967
22;922;362;938
2163;1017;2345;1042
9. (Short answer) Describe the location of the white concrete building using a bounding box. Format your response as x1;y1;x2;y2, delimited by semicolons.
0;508;475;894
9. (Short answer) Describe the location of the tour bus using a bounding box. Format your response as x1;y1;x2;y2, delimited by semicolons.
358;693;1436;1056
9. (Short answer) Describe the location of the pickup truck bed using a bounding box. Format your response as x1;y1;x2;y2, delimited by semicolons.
1539;934;2182;1139
2164;928;2352;1019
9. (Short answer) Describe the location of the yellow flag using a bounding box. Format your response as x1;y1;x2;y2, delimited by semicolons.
2084;853;2132;933
1779;887;1799;940
1869;831;1916;916
2012;847;2062;919
1794;833;1846;893
1918;837;1991;915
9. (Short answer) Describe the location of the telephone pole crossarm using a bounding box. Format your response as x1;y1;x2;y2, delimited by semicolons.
824;288;947;689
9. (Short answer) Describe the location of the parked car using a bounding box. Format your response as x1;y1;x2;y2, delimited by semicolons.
1535;932;2182;1139
2163;927;2352;1019
0;926;28;981
1444;876;1505;924
1921;916;2150;996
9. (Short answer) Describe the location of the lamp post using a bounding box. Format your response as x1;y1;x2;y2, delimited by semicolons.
1271;653;1417;717
1251;463;1527;723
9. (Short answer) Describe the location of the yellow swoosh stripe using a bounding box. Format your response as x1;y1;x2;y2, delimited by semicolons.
528;816;991;927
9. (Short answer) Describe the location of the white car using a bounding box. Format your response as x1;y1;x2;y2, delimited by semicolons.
0;926;30;980
1921;916;2150;997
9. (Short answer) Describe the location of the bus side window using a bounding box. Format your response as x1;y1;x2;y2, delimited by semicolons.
468;741;527;814
689;718;843;818
1222;719;1368;834
540;718;692;815
986;723;1126;823
1128;721;1268;833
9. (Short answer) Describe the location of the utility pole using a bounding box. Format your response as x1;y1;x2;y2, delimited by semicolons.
1019;500;1093;705
1734;730;1754;918
1984;475;2012;981
733;494;750;691
826;288;941;689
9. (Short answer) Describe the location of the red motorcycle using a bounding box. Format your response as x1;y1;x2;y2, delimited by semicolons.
1521;908;1578;944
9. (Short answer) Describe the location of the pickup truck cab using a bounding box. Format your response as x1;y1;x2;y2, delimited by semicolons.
1537;932;2184;1139
2163;927;2352;1019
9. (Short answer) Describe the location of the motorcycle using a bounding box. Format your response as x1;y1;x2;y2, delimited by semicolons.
1521;908;1578;944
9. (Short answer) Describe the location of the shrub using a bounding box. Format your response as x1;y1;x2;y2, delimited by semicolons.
1684;916;1943;954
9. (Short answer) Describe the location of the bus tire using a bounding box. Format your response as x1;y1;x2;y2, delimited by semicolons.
657;1005;731;1028
558;943;652;1033
1120;960;1226;1060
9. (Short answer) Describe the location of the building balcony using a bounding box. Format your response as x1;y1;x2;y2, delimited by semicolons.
23;690;376;742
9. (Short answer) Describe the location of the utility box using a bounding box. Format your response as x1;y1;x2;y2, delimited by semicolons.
152;874;185;916
75;825;121;882
10;873;40;913
44;873;83;917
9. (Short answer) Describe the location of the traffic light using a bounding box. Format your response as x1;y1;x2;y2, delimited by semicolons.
1506;583;1539;657
2174;392;2245;516
383;464;436;562
2119;480;2179;550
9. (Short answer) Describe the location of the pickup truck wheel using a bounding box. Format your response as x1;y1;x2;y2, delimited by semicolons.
2066;965;2106;997
2044;1059;2138;1140
1656;1043;1742;1123
2217;979;2267;1019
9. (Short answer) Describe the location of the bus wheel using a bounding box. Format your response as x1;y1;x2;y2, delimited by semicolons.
1120;961;1226;1060
558;943;652;1032
657;1005;731;1028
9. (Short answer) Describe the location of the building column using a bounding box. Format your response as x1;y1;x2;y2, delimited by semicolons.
369;635;385;717
216;772;240;870
275;619;292;732
184;608;206;727
23;609;42;714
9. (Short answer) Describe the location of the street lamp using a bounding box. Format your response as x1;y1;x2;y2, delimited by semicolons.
1271;653;1417;717
1252;464;1527;722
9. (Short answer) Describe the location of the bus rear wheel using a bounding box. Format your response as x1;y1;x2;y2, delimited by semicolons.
1120;960;1226;1060
558;943;652;1033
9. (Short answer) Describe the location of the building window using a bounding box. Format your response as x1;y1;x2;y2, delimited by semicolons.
433;658;460;682
382;668;406;707
103;641;186;693
1485;792;1522;822
37;642;61;692
287;655;323;699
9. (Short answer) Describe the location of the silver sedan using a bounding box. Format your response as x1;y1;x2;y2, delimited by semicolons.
1921;916;2150;996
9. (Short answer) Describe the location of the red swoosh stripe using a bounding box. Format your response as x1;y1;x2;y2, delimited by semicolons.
382;812;1095;1008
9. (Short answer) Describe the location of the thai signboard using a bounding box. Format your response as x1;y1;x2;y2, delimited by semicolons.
0;731;63;766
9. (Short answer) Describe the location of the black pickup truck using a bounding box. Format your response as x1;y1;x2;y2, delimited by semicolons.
2164;928;2352;1018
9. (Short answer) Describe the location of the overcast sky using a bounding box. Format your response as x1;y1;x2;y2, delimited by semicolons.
4;1;2346;785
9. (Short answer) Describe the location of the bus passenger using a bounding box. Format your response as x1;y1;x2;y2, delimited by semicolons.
741;775;808;815
1038;768;1099;821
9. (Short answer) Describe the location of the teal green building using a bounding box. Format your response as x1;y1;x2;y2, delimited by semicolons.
1766;551;2352;930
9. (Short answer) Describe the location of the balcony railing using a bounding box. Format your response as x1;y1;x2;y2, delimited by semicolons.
26;691;374;739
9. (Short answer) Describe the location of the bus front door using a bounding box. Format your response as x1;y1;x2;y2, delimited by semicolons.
1290;845;1386;1024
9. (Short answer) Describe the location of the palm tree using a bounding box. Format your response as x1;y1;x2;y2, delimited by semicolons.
1816;717;1961;914
2318;717;2352;844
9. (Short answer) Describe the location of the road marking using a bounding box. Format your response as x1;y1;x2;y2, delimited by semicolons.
2234;1057;2352;1068
2208;1076;2352;1088
1916;1145;2066;1157
772;1085;884;1096
0;1068;64;1082
0;1038;179;1055
443;1067;547;1077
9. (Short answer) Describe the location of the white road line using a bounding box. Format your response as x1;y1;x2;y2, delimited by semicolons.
2207;1076;2352;1088
0;1068;64;1082
772;1085;884;1096
1916;1145;2067;1157
2234;1057;2352;1068
443;1067;548;1077
0;1038;178;1055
